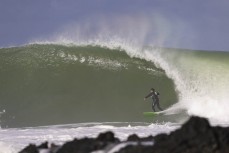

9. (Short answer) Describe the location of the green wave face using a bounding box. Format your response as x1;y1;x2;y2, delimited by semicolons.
0;45;177;127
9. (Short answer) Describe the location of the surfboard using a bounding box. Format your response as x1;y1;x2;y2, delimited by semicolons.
143;111;165;116
143;111;158;116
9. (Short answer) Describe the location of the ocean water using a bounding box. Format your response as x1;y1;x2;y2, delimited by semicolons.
0;122;180;152
0;42;229;152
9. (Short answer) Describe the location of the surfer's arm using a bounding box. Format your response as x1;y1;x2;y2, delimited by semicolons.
144;93;153;100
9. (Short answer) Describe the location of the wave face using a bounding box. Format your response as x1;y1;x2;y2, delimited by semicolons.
1;43;229;127
0;44;177;127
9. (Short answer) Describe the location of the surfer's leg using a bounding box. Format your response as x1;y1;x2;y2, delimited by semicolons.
156;101;163;111
152;101;156;112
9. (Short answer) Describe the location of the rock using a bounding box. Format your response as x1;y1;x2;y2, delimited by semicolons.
19;144;39;153
55;138;96;153
147;116;228;153
127;134;154;142
19;116;229;153
118;116;229;153
148;116;219;153
50;143;61;153
127;134;140;141
140;135;154;142
117;144;153;153
96;131;118;143
56;131;119;153
37;141;48;149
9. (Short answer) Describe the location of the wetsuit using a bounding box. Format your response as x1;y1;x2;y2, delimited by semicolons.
145;91;163;112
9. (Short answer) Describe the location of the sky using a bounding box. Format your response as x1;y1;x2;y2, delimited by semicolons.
0;0;229;51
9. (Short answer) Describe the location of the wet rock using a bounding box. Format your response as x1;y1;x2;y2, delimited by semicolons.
127;134;153;142
37;141;48;149
127;134;140;141
19;144;39;153
56;131;119;153
117;144;153;153
96;131;118;143
19;116;229;153
150;116;219;153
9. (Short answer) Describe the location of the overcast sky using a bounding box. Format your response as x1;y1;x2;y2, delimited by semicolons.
1;0;229;51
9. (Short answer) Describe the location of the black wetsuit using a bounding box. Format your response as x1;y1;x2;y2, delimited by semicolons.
145;91;163;112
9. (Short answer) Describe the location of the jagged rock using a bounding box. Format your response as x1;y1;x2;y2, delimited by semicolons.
119;116;229;153
19;116;229;153
150;116;219;153
127;134;140;141
56;131;119;153
96;131;118;143
37;141;48;149
19;144;39;153
117;144;153;153
127;134;153;142
140;135;154;142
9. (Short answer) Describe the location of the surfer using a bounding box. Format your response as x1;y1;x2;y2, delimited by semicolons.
144;88;163;112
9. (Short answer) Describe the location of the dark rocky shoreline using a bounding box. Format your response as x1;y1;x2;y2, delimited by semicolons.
19;116;229;153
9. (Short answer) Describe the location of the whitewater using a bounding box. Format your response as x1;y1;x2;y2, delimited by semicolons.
0;122;180;152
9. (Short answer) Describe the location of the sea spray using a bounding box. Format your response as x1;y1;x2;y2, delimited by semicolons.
142;48;229;123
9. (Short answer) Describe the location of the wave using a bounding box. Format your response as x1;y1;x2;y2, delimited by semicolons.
0;44;177;127
1;42;229;127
